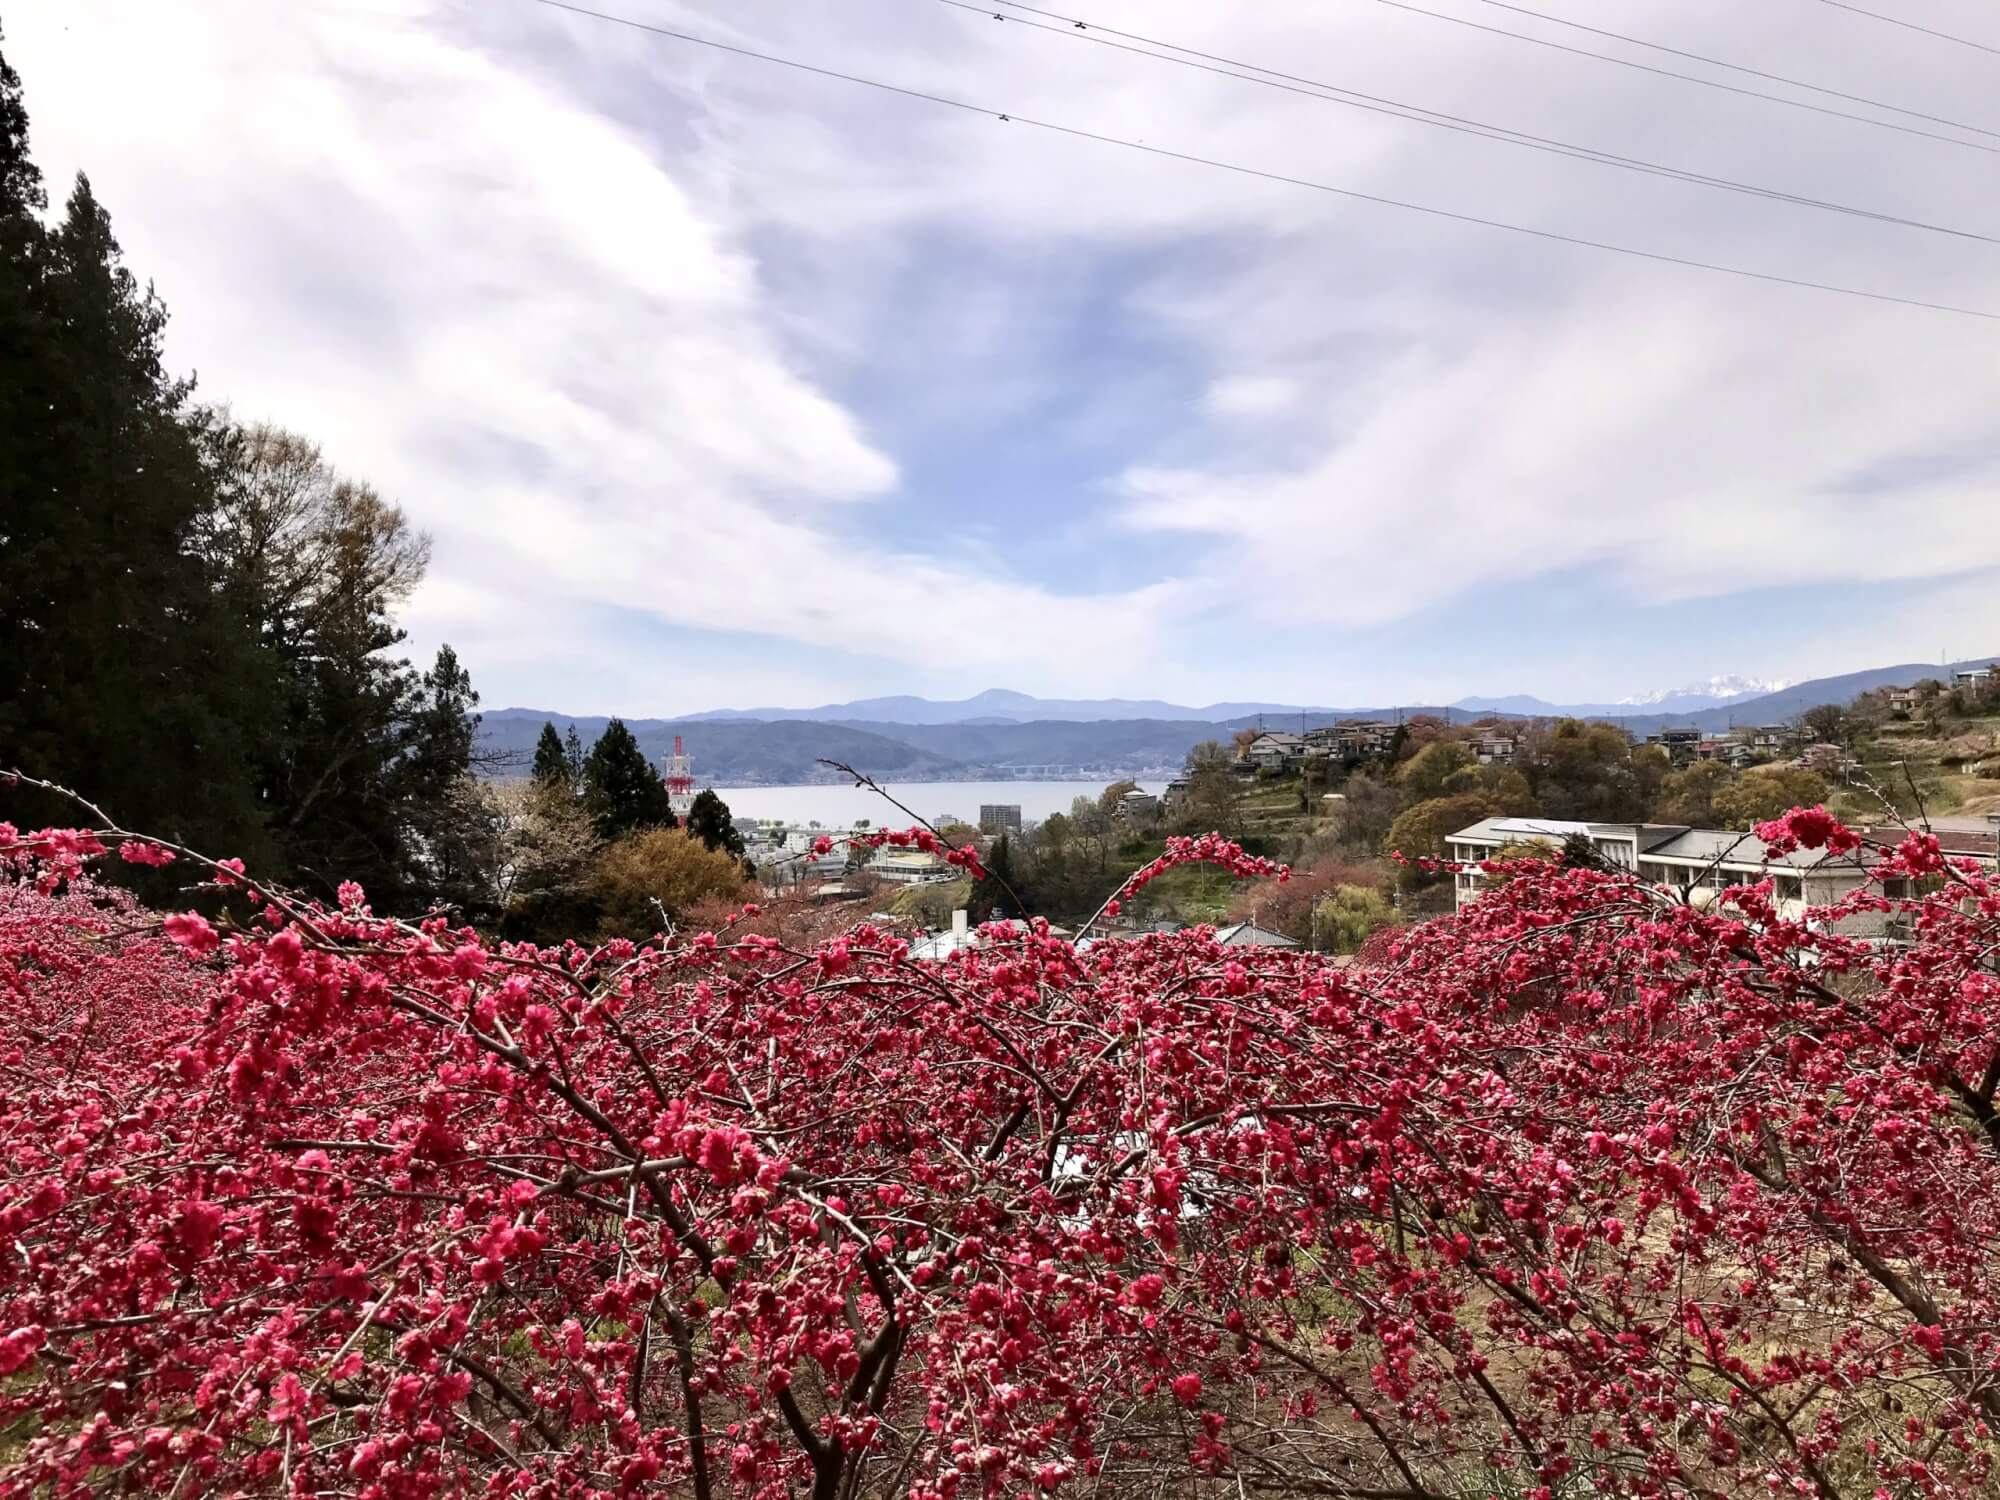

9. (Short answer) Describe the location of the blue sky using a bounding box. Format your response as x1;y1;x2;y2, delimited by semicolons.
12;0;2000;713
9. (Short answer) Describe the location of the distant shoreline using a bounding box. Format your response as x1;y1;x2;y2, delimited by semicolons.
711;775;1177;789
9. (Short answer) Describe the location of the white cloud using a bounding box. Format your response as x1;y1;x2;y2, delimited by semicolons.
12;0;2000;707
6;0;1184;710
1121;282;2000;626
1204;375;1298;419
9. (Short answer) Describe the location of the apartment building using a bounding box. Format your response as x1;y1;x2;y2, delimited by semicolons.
978;803;1023;835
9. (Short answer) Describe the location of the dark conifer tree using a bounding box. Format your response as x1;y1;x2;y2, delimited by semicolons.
0;41;267;857
684;788;745;859
397;645;490;914
583;719;674;839
531;722;570;789
969;835;1025;922
199;421;433;908
401;645;479;801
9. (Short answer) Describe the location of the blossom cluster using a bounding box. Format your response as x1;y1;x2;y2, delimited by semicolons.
2;797;2000;1498
1752;802;1865;857
812;824;988;881
1099;831;1288;919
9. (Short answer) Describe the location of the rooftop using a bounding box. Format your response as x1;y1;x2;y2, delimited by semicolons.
1213;921;1301;949
1640;827;1866;871
1452;817;1676;844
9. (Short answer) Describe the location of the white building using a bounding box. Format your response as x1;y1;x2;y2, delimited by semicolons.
868;847;955;885
1445;816;1919;939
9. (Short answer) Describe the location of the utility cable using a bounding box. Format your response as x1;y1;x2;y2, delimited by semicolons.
1460;0;2000;140
951;0;2000;245
1807;0;2000;60
1365;0;2000;156
528;0;2000;322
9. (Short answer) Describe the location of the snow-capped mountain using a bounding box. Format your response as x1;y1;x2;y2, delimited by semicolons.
1617;675;1791;709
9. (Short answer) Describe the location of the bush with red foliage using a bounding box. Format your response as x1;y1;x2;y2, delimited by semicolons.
4;786;2000;1498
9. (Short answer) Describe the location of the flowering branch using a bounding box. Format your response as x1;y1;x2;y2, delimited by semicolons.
4;775;2000;1497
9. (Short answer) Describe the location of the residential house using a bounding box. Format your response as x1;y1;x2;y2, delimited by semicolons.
1953;665;1994;688
1306;719;1398;760
1470;733;1517;765
1446;815;1964;940
1243;731;1306;772
1213;921;1301;949
1647;727;1703;763
1446;819;1654;905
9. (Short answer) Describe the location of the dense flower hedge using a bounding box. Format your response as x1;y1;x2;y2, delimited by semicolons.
2;796;1999;1498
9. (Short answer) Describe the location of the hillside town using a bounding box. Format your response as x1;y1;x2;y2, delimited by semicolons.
668;664;2000;966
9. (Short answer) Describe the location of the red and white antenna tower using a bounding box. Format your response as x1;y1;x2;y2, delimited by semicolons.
663;734;695;820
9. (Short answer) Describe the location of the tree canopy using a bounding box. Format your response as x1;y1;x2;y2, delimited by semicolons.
0;50;471;912
583;719;675;840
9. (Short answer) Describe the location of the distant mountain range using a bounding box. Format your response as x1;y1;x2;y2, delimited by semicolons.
1455;675;1792;719
686;676;1798;729
479;656;1996;785
477;713;966;785
1617;674;1791;708
681;687;1350;726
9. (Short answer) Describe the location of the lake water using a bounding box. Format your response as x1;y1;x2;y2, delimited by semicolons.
713;779;1164;829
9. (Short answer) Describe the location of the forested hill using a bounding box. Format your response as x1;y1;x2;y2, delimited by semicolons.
829;717;1254;770
476;710;1261;782
477;712;972;784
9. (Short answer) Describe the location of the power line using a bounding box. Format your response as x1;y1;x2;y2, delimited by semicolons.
949;0;2000;246
527;0;2000;322
1366;0;2000;156
1461;0;2000;140
1805;0;2000;59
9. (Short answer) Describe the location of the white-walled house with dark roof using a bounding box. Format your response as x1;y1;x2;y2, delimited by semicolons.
1443;816;1938;940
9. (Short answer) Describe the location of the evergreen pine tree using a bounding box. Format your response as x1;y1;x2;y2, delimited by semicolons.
583;719;674;839
398;645;488;914
969;835;1024;922
564;726;587;786
684;788;745;860
401;644;479;799
531;722;570;789
201;423;433;908
0;46;268;858
0;41;479;916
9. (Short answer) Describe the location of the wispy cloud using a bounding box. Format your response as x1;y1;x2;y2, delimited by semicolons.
12;0;2000;710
